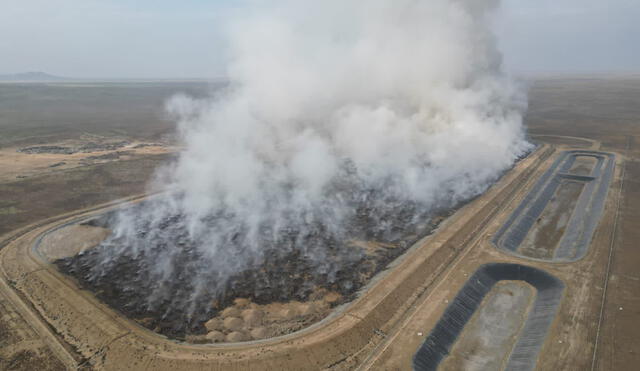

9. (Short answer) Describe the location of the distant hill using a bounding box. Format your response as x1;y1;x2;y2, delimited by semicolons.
0;72;69;82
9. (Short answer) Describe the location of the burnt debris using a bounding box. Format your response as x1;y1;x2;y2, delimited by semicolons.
56;191;452;340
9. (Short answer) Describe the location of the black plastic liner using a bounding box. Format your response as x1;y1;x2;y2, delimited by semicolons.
413;263;564;371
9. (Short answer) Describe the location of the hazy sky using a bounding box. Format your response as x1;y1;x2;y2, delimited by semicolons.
1;0;639;78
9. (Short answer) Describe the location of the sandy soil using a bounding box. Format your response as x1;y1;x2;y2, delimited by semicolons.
596;149;640;371
440;281;535;371
0;288;67;370
519;179;585;259
568;156;597;176
0;139;173;183
530;135;594;149
38;224;111;262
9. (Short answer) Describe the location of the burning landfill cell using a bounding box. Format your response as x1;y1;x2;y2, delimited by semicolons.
56;0;531;343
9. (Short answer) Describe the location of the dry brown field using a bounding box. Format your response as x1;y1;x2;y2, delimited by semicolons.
0;77;639;370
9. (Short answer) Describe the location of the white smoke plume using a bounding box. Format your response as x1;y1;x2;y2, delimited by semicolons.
70;0;531;331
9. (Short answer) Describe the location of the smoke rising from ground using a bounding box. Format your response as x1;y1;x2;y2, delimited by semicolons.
80;0;531;325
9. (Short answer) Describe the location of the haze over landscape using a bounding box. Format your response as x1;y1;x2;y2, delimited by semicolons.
1;0;639;79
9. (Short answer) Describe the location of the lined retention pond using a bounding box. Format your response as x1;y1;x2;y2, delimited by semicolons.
493;150;615;262
413;263;564;371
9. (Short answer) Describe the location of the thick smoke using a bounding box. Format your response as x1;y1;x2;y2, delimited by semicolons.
79;0;530;326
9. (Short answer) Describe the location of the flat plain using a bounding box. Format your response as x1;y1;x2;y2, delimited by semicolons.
0;76;639;370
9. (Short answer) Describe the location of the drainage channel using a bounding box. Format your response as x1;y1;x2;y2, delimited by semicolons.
413;263;564;371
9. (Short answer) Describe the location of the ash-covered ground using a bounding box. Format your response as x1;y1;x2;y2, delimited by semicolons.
55;189;453;340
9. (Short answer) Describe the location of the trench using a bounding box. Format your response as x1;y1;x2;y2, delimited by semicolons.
413;263;564;371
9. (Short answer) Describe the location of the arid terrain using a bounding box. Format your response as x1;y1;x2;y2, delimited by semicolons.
1;77;639;370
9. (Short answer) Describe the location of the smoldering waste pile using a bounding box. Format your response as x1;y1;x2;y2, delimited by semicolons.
57;0;533;343
56;173;453;340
